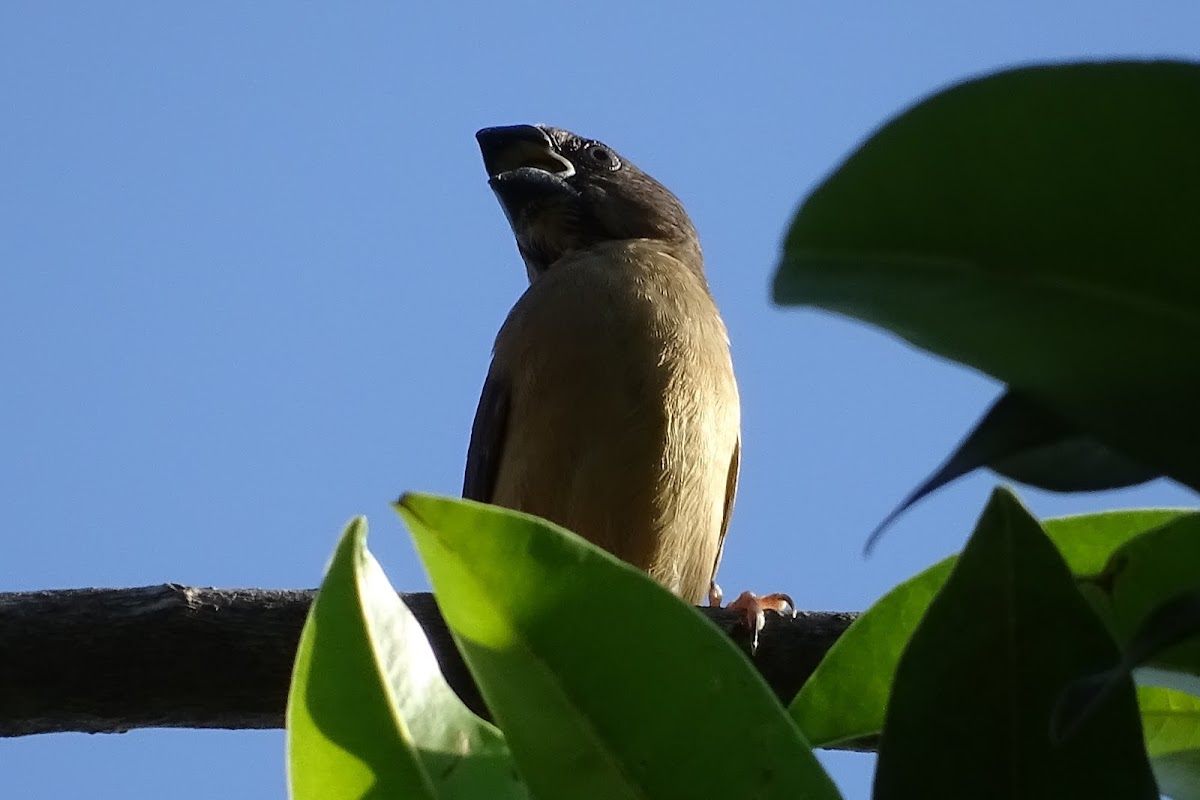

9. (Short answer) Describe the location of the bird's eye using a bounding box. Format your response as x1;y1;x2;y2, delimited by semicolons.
585;144;620;171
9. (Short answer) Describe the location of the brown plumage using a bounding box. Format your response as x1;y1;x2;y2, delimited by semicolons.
466;124;740;604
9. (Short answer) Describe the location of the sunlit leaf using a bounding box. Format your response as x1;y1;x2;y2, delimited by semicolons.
397;494;842;800
286;517;525;800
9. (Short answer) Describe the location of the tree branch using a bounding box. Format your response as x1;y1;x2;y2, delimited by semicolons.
0;585;856;741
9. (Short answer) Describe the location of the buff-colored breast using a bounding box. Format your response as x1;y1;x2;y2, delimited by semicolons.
489;240;740;603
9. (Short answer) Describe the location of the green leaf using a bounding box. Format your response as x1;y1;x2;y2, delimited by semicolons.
791;508;1185;747
396;494;842;800
873;488;1157;798
1066;686;1200;797
1059;590;1200;743
1055;516;1200;742
774;60;1200;490
865;389;1155;551
1139;687;1200;799
286;517;526;800
1140;685;1200;754
1154;749;1200;800
1102;516;1200;679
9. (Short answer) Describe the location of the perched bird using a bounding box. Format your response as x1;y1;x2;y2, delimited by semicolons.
468;124;789;634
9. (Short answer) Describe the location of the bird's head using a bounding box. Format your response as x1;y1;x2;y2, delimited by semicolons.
476;124;700;280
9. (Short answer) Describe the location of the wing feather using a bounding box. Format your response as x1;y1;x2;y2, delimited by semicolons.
462;370;510;503
708;436;740;588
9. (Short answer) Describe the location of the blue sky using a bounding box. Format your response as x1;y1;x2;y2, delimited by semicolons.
2;3;1197;798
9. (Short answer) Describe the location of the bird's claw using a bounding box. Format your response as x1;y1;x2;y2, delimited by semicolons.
710;582;796;653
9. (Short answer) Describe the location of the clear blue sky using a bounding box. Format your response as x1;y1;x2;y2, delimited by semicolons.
2;3;1196;798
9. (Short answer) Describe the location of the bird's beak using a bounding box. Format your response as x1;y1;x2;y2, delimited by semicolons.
476;125;575;180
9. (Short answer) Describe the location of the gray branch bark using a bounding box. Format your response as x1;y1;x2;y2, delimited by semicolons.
0;585;857;740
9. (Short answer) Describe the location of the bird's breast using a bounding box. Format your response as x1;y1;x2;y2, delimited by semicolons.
489;243;740;602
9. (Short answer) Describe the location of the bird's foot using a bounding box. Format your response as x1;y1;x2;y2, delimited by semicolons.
708;582;796;653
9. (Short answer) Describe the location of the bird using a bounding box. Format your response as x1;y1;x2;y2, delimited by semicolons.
467;124;791;640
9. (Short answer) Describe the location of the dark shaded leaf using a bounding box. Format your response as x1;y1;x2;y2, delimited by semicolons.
1056;587;1200;741
791;509;1185;747
775;60;1200;491
873;489;1158;799
1097;515;1200;678
865;389;1155;551
1060;513;1200;733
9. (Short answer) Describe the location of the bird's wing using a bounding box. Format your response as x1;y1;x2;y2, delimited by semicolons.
709;435;741;586
462;369;510;502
